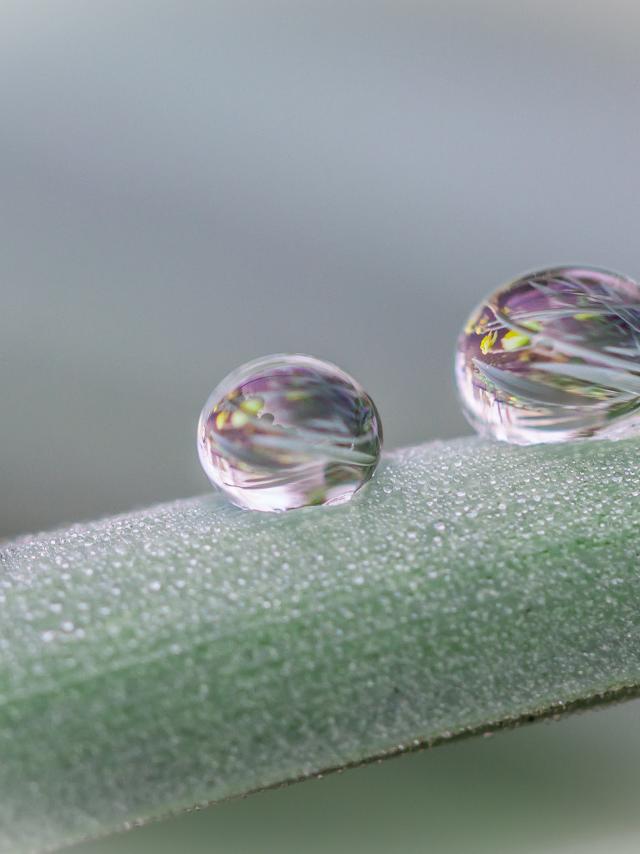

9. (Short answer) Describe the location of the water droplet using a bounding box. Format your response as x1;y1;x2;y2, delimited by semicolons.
197;354;383;511
456;266;640;443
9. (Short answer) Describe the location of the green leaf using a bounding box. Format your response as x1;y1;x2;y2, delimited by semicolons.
2;436;640;853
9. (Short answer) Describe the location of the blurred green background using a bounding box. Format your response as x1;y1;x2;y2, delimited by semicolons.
72;701;640;854
3;1;640;851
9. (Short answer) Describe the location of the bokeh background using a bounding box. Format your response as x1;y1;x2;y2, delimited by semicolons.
3;1;640;852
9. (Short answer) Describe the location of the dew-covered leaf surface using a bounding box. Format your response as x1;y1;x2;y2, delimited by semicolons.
1;437;640;853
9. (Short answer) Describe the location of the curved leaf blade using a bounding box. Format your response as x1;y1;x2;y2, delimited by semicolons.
1;436;640;852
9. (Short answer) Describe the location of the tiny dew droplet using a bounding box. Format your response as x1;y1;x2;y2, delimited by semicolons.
197;354;383;511
455;266;640;444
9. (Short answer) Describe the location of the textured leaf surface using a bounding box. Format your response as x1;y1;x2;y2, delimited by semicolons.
2;437;640;852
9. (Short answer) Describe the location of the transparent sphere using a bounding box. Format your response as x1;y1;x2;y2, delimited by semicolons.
455;266;640;444
197;354;383;511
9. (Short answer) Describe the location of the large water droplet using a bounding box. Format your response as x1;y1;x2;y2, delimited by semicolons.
456;266;640;444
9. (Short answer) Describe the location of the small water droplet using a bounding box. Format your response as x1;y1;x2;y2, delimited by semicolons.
197;354;383;511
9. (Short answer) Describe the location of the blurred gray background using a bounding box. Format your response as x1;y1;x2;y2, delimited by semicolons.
3;1;640;852
4;0;640;537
